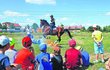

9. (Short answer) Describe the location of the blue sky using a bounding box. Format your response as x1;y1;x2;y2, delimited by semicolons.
0;0;110;27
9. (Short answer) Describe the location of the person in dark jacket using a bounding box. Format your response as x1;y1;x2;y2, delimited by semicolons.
51;45;63;70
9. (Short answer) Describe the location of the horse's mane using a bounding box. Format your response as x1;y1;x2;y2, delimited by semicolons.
42;19;50;26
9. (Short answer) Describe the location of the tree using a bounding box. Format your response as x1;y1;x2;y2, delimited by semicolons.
103;25;110;32
2;24;7;32
0;23;2;29
87;25;102;32
81;26;86;32
97;25;102;31
9;23;15;29
2;25;7;29
32;23;39;32
87;26;93;32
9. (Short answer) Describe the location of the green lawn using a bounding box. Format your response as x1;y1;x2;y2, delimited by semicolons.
1;32;110;70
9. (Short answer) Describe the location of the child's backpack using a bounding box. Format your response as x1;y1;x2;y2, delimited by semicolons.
0;56;8;70
41;56;53;70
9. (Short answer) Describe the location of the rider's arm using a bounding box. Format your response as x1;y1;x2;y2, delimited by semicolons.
51;18;55;23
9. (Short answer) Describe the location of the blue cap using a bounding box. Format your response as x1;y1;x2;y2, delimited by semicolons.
39;43;47;50
0;35;10;46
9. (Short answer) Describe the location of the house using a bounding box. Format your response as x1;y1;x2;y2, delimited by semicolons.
2;22;12;28
14;23;21;30
2;22;21;32
64;25;83;30
2;22;21;30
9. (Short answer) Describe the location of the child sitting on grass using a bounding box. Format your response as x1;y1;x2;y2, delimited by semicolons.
36;43;52;70
5;38;17;64
0;35;20;70
64;39;82;70
75;46;90;68
50;44;63;70
14;36;35;70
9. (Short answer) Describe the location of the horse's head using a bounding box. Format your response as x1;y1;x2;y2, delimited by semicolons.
40;19;44;28
40;19;49;28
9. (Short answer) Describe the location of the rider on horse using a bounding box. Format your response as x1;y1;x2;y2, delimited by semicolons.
50;15;56;34
40;19;72;42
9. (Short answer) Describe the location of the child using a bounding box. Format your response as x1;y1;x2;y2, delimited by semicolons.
36;43;52;70
51;45;63;70
92;24;104;63
64;39;82;70
5;38;17;64
14;36;35;70
75;46;90;67
0;35;19;70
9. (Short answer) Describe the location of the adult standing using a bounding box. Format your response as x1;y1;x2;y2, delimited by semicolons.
92;24;104;63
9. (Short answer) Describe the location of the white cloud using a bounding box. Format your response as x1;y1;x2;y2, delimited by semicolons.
106;12;110;16
70;22;77;25
86;23;92;26
26;18;36;23
25;0;56;5
55;17;69;26
0;15;3;19
3;10;29;17
56;17;69;22
0;15;6;20
60;17;68;21
38;13;51;19
44;13;51;17
19;18;36;26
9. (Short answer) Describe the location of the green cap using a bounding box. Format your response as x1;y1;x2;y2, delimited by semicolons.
9;38;15;46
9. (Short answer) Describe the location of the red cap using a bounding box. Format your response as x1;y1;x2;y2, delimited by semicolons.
68;39;76;47
22;36;32;48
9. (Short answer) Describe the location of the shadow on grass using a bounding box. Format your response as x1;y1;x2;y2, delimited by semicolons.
104;58;109;62
63;63;95;70
78;63;94;70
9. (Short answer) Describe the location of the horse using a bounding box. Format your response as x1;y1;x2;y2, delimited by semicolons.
40;19;72;42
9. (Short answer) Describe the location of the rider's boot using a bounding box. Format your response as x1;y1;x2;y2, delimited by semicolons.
50;28;53;34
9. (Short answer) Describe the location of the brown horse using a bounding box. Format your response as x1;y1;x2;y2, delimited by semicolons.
40;19;72;42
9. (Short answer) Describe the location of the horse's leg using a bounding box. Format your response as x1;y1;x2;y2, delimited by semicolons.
56;31;64;42
64;29;72;39
57;36;61;42
43;33;47;38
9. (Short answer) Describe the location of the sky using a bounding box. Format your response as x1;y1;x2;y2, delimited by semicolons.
0;0;110;28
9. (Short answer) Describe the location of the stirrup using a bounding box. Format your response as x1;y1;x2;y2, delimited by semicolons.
49;31;53;34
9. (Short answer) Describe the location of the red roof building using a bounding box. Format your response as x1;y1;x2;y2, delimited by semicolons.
2;22;21;29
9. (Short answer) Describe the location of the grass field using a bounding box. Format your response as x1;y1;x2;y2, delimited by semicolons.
1;32;110;70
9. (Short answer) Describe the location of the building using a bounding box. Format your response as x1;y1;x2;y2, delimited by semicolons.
2;22;21;32
64;25;83;30
2;22;21;30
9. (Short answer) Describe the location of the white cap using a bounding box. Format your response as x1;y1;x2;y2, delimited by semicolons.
93;24;97;28
0;35;9;46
